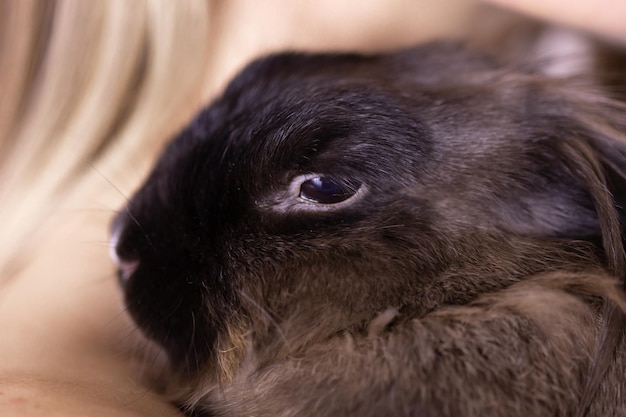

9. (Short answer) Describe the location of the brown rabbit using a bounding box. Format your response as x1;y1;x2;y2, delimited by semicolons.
111;41;626;416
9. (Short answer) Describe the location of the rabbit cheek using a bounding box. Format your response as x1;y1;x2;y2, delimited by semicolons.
123;266;250;383
122;265;215;367
112;211;247;379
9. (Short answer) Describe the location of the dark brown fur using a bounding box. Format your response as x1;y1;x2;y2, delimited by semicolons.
111;41;626;416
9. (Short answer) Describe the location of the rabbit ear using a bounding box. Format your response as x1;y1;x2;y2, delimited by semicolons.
558;94;626;279
531;31;626;275
553;91;626;416
503;83;626;277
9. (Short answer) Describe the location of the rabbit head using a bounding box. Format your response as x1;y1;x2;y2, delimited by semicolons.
111;43;626;390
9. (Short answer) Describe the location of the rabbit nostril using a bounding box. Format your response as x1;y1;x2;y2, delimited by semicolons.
109;217;140;286
117;259;139;286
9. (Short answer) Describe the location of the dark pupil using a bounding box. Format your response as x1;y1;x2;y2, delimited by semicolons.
299;177;354;204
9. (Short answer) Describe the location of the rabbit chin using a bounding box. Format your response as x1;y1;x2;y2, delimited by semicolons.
118;308;253;413
163;307;403;412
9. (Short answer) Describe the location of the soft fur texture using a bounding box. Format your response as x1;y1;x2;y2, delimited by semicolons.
112;42;626;416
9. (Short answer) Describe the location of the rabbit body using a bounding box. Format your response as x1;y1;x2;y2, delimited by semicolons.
112;43;626;416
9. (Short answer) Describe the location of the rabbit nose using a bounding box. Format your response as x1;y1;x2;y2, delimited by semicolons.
116;259;140;286
109;213;139;287
110;234;140;286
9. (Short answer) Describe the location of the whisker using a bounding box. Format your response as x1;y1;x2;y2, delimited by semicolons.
90;164;131;203
90;163;156;252
80;240;117;247
63;207;123;214
189;311;200;372
237;289;288;348
123;205;157;252
138;336;154;383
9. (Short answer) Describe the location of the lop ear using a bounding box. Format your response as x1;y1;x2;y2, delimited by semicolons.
556;91;626;279
551;87;626;416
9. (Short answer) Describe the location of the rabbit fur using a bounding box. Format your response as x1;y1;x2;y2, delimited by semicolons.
111;42;626;417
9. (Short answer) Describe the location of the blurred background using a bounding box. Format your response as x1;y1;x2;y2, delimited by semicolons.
0;1;623;415
0;0;485;284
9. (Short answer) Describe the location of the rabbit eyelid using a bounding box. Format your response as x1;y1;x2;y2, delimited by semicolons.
263;173;366;213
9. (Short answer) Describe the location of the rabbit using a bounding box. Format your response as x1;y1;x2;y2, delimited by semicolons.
110;41;626;417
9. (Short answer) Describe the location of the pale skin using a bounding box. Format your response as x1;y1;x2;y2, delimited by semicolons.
0;210;184;417
1;1;625;416
486;0;626;43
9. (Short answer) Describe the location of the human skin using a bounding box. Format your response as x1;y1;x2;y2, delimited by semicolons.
0;209;184;417
1;1;624;417
485;0;626;42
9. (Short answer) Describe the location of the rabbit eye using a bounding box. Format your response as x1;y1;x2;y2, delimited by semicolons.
263;174;366;213
299;176;357;205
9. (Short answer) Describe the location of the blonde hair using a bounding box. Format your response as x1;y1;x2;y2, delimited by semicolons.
0;0;476;283
0;0;215;280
